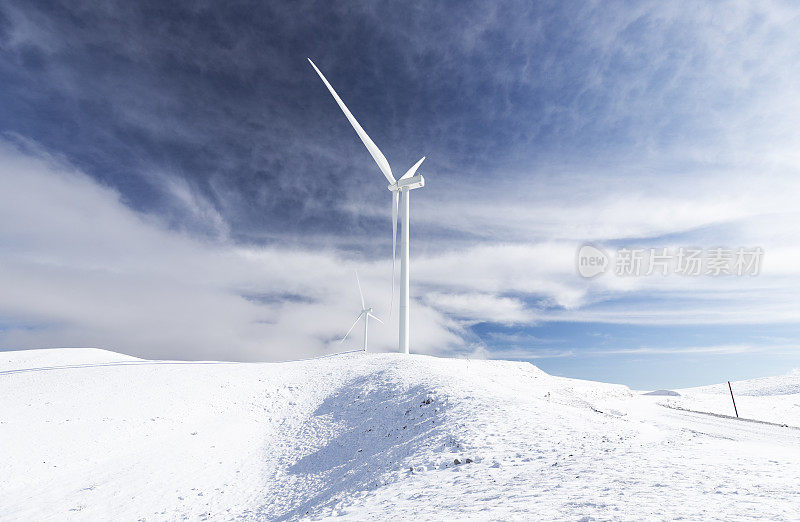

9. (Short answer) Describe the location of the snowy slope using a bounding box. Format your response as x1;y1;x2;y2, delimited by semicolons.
2;349;800;520
1;347;140;372
650;370;800;427
687;369;800;396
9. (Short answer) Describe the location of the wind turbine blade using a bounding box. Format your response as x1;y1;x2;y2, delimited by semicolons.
389;191;398;319
307;58;395;184
367;312;384;324
399;156;426;181
340;313;363;344
355;270;365;310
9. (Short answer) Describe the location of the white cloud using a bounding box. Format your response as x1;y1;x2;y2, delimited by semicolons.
597;344;799;356
469;346;577;360
0;138;460;360
469;343;799;361
6;127;800;364
423;292;532;325
4;1;800;365
3;135;800;361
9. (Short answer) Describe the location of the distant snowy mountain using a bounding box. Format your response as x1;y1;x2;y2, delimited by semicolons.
2;349;799;520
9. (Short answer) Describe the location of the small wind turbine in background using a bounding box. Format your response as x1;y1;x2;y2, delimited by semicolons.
341;271;384;352
309;58;426;354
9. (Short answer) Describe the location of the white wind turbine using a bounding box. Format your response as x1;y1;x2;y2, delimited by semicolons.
340;271;384;352
309;58;426;354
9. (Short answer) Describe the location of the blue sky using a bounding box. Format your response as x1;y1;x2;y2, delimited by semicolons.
1;1;800;388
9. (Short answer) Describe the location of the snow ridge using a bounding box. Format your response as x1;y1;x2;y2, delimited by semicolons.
3;349;800;520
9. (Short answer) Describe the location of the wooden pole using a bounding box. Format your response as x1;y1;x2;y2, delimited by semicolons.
728;381;739;418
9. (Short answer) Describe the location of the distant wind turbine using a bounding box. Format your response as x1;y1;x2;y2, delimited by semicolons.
340;271;383;352
309;58;426;354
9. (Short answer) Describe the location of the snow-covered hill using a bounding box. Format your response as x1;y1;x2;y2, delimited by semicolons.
687;370;800;396
644;370;800;429
1;347;141;372
2;349;799;520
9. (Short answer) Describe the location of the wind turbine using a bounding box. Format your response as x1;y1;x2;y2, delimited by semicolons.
308;58;426;354
340;271;384;352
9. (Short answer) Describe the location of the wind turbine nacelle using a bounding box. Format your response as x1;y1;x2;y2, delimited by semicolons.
390;174;425;191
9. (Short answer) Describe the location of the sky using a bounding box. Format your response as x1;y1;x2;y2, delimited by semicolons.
1;0;800;388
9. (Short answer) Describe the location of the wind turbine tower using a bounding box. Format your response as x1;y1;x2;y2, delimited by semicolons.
341;271;384;351
309;58;426;354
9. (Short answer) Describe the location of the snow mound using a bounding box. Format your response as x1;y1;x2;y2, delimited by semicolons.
3;349;800;520
1;347;140;372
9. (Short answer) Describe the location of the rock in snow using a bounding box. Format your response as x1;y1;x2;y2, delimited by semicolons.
1;348;800;520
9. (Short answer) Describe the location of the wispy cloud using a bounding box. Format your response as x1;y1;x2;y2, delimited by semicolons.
422;292;533;325
473;343;799;361
1;1;800;371
2;135;800;361
0;138;460;359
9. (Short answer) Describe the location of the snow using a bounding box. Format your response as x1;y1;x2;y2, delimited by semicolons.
687;369;800;396
1;347;140;372
651;369;800;428
2;349;800;520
